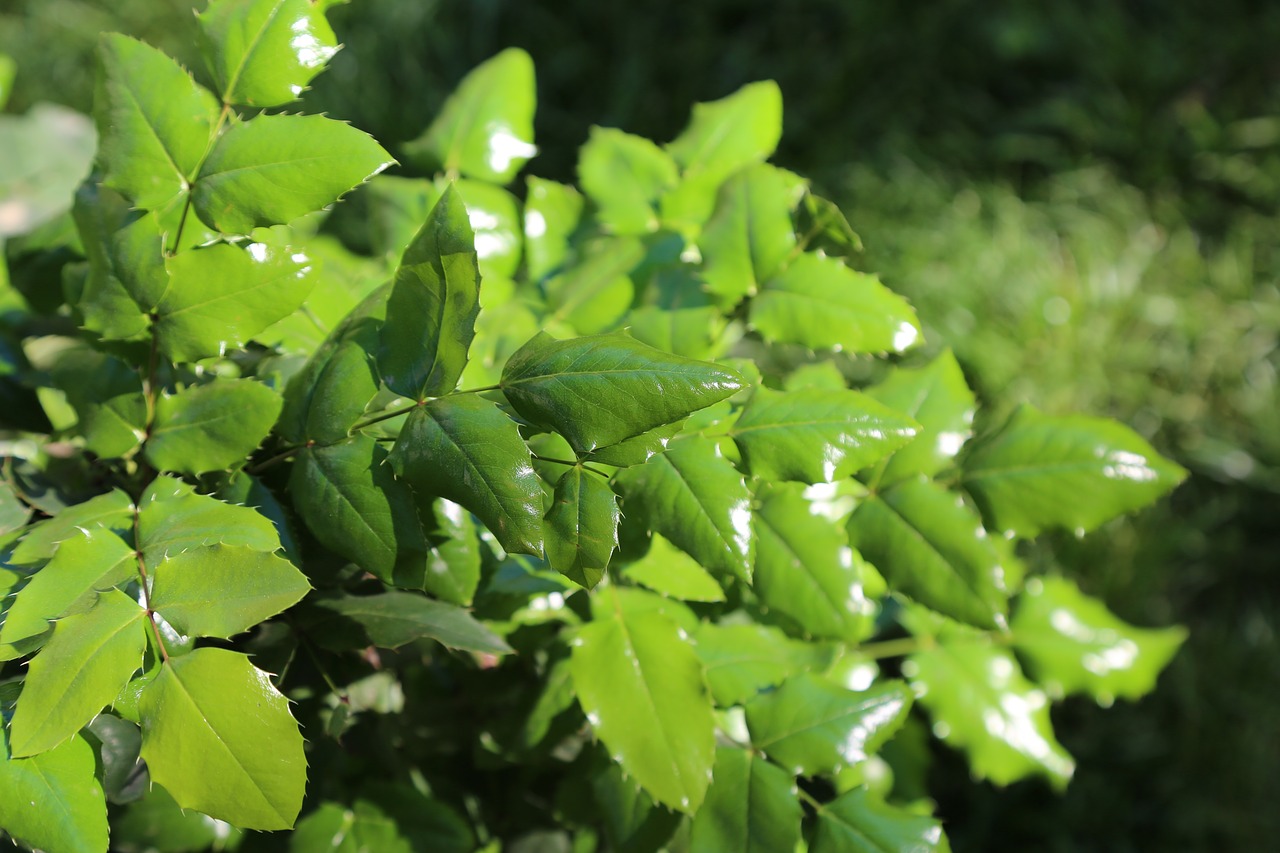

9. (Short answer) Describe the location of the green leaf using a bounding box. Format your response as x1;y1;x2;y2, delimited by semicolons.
402;498;482;606
622;533;725;602
524;176;583;281
811;788;951;853
140;647;306;830
95;34;220;210
793;190;863;260
455;179;522;281
49;344;147;458
378;186;480;399
113;784;245;853
156;238;318;362
197;0;341;107
146;378;282;475
847;477;1009;630
583;421;684;468
150;544;309;639
138;476;281;559
543;466;620;589
543;237;644;335
458;299;542;389
300;591;512;654
750;253;922;354
578;126;678;235
864;349;976;486
71;186;164;342
745;674;912;776
590;758;682;853
688;747;802;853
699;163;800;304
733;386;918;484
402;48;537;184
961;404;1188;537
666;81;782;188
501;332;743;453
9;489;134;567
694;622;835;708
87;713;144;806
389;396;543;556
9;589;146;756
193;113;393;234
754;483;876;643
281;337;380;443
569;587;715;813
0;732;109;853
1012;576;1187;704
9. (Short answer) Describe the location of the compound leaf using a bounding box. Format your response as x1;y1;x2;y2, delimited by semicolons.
146;378;282;475
0;732;109;853
689;747;802;853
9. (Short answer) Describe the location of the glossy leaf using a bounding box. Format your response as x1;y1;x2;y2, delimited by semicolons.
95;34;220;210
961;404;1187;537
1012;576;1187;704
197;0;340;107
745;674;913;776
301;591;512;654
578;126;678;234
0;732;109;853
389;396;543;556
614;437;754;582
694;622;834;707
146;378;282;475
193;113;393;234
699;163;800;303
71;186;164;342
666;81;782;187
9;489;134;567
542;237;644;336
501;332;743;453
583;420;684;467
524;176;583;281
751;253;922;354
623;532;725;602
734;386;918;484
402;48;536;184
569;587;715;813
689;747;802;853
140;647;307;830
378;186;480;400
811;788;951;853
49;345;147;458
281;337;380;443
407;498;482;606
543;465;620;589
138;476;281;558
847;477;1009;629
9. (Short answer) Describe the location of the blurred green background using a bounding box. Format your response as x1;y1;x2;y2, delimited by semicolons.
3;0;1277;849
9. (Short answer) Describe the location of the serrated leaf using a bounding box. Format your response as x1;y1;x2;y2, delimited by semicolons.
140;647;306;829
524;176;583;282
71;185;163;342
402;48;536;184
137;476;281;558
614;437;753;582
156;238;318;362
578;126;678;234
699;163;800;304
745;674;912;776
197;0;340;107
9;489;134;567
1012;576;1186;704
501;332;743;453
95;34;220;210
543;466;619;589
812;788;951;853
397;497;482;605
847;477;1009;630
150;544;309;639
694;622;835;707
378;186;480;399
590;759;682;852
0;731;109;853
570;586;715;814
733;386;918;484
300;591;512;654
542;237;643;335
49;344;147;458
961;404;1187;537
754;483;875;643
689;747;802;853
193;113;393;234
583;420;684;467
9;589;146;756
146;378;282;475
794;190;863;260
389;396;543;556
666;81;782;188
113;784;244;852
623;533;725;602
751;253;922;354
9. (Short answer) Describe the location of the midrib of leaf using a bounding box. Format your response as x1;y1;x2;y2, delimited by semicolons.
962;457;1147;482
26;760;83;841
756;513;844;627
119;79;187;197
870;492;989;614
161;266;298;318
311;451;396;561
762;281;878;317
430;408;522;525
220;0;285;105
150;406;238;437
202;150;355;182
732;413;883;436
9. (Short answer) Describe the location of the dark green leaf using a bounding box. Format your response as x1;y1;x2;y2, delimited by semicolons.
688;747;802;853
71;185;163;341
146;378;282;475
694;622;835;707
0;732;108;853
622;533;725;602
583;421;684;467
113;784;245;852
542;237;642;335
543;466;619;589
794;190;863;260
578;126;678;235
812;788;951;853
590;759;682;853
699;163;801;304
86;713;145;805
150;544;310;638
399;498;482;606
524;176;583;281
301;591;512;654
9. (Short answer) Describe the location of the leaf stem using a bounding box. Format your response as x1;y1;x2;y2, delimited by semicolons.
247;443;308;475
132;510;169;663
351;404;417;432
454;384;502;395
530;454;580;468
855;634;935;661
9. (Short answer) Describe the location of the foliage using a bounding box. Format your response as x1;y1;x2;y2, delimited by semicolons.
0;2;1188;851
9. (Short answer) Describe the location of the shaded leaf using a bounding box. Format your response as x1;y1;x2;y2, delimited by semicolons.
71;185;163;341
543;237;644;336
543;466;619;589
146;378;282;475
812;788;951;853
401;498;482;606
301;591;512;654
113;784;245;852
49;344;147;458
0;732;109;853
688;747;802;853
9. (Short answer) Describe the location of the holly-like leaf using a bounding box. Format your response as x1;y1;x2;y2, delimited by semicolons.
378;186;480;400
699;163;800;304
590;758;683;853
49;345;147;458
745;674;912;776
524;176;583;281
666;81;782;188
543;465;620;589
9;489;134;567
733;386;918;484
847;477;1009;630
193;113;393;234
280;337;380;444
570;587;715;814
138;476;281;558
751;253;922;354
542;237;643;336
501;332;743;453
300;591;512;654
694;622;835;707
388;396;544;556
95;34;220;210
793;189;863;260
961;405;1187;537
140;647;306;830
614;437;753;582
811;788;951;853
689;747;802;853
1012;576;1187;704
583;421;684;467
402;48;537;184
197;0;341;107
0;732;109;853
402;498;482;606
9;589;146;757
578;126;678;235
623;533;725;602
146;378;282;475
71;186;164;342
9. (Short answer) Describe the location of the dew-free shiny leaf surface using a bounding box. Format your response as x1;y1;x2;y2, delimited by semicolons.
146;378;282;475
689;746;801;853
302;591;512;654
961;404;1187;537
694;622;834;707
623;533;725;602
0;732;108;853
140;648;306;829
699;163;799;303
578;126;678;234
501;332;743;453
811;788;951;853
9;489;134;567
583;420;684;467
138;476;281;559
543;466;619;589
569;587;715;814
666;81;782;188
